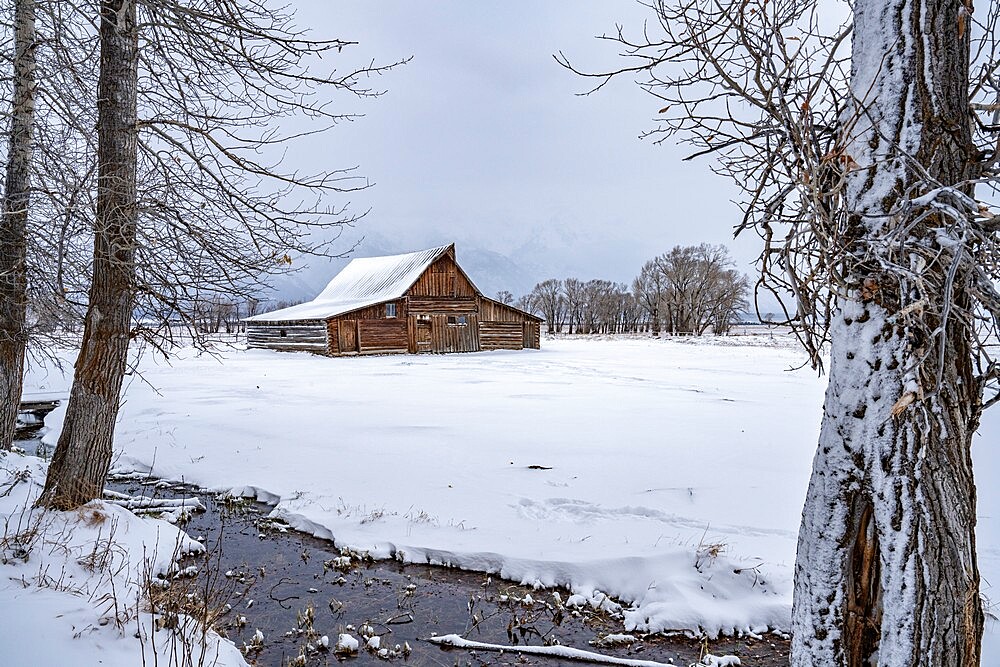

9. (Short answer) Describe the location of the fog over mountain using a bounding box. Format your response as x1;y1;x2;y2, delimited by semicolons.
263;1;773;310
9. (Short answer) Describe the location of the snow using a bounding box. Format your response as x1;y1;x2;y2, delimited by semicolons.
0;451;247;667
25;334;1000;659
335;632;359;654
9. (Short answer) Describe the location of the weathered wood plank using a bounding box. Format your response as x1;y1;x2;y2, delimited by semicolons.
338;319;358;353
524;321;540;349
247;322;329;353
332;300;407;321
480;321;524;350
253;344;328;353
407;256;476;297
478;298;537;322
407;297;477;314
358;319;408;352
327;320;340;355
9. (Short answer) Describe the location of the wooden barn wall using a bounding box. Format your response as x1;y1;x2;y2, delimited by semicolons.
479;322;523;350
429;314;480;353
326;299;407;355
358;319;408;353
327;320;342;354
478;298;540;323
337;299;408;321
523;321;541;349
407;297;477;314
247;270;540;356
408;256;476;297
247;321;329;354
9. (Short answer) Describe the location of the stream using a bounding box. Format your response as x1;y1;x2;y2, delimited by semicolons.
103;475;790;667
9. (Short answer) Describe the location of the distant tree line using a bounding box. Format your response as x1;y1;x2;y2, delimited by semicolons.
518;244;749;336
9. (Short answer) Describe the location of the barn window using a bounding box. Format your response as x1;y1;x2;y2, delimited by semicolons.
385;303;397;318
279;329;287;337
447;315;468;326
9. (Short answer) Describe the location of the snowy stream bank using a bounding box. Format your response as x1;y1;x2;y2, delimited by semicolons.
101;475;790;666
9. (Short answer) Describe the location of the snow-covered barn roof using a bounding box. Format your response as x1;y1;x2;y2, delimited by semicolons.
246;244;463;322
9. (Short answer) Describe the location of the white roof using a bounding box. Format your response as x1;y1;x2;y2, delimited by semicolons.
247;244;458;322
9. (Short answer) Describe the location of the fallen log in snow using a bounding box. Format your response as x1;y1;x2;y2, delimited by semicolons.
425;634;741;667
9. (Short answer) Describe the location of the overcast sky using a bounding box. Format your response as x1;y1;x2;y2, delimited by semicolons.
281;1;766;304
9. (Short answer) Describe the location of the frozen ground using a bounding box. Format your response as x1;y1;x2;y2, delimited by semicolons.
0;452;247;667
24;334;1000;658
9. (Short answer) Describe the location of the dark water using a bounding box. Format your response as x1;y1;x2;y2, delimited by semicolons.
106;477;790;667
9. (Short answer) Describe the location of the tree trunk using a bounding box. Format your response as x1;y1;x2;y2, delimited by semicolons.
793;308;981;665
0;0;36;450
39;0;138;509
791;0;983;664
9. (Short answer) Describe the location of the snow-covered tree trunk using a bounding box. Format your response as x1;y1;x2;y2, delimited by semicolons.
791;0;983;664
39;0;137;508
0;0;36;449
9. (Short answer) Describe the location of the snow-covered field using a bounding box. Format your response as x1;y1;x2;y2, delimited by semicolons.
20;334;1000;660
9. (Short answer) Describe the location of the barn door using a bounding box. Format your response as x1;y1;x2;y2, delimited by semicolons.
416;318;432;353
339;319;358;353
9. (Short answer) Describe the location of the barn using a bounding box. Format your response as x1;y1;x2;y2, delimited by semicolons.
245;244;542;355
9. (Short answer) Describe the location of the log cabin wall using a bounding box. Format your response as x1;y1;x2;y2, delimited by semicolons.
479;322;523;350
247;320;329;354
478;297;542;350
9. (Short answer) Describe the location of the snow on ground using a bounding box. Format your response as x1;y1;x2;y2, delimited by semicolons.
31;335;1000;654
40;335;817;638
0;451;248;667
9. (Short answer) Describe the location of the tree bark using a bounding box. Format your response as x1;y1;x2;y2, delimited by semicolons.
39;0;138;509
0;0;36;449
791;0;983;664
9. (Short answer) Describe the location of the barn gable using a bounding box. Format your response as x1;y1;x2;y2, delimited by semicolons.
246;244;541;355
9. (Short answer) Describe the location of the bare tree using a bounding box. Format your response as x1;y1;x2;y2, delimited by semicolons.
638;244;748;335
562;277;585;334
560;0;995;662
633;256;667;335
495;289;514;305
245;296;261;319
39;0;400;508
0;0;35;449
514;293;533;315
40;0;138;509
707;269;749;335
529;278;565;333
